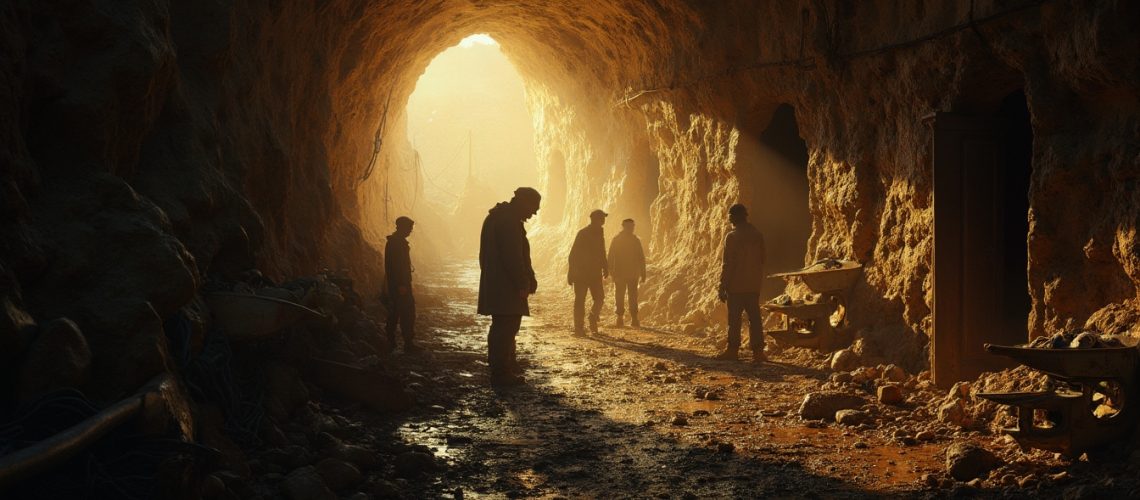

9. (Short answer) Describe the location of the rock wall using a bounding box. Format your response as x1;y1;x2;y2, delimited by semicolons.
2;0;1139;400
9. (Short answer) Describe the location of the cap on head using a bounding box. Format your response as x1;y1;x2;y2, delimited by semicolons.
622;218;634;226
590;209;608;220
395;216;415;227
729;204;748;217
513;187;542;204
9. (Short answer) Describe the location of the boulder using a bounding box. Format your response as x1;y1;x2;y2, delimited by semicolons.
829;349;859;372
877;384;904;405
945;442;1002;481
799;392;866;420
881;364;907;382
938;400;970;427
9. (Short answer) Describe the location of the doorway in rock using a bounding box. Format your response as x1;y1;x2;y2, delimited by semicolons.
932;90;1033;386
736;103;811;301
404;34;541;258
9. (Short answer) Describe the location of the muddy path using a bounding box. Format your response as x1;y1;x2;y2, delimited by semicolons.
339;263;948;498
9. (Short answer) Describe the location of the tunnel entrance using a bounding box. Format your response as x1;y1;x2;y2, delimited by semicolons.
736;103;811;301
931;90;1033;386
405;34;540;257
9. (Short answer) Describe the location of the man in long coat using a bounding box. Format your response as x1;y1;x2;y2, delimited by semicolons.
717;203;767;363
568;209;608;336
478;187;541;386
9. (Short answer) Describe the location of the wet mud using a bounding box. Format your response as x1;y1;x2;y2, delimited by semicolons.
334;263;952;498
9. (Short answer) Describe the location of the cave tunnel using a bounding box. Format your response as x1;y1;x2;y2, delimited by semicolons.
3;1;1140;497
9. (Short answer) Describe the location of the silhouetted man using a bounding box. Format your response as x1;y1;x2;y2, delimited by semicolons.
568;209;608;336
478;187;541;386
717;204;767;363
608;218;646;328
384;216;418;353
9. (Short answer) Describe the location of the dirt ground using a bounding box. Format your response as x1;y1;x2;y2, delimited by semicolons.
277;263;1139;499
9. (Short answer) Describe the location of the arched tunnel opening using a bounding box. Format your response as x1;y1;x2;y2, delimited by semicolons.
3;1;1139;497
404;34;542;259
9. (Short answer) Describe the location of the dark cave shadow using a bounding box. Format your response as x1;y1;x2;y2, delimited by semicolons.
585;330;828;382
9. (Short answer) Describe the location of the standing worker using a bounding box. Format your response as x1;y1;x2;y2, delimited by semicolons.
384;216;419;353
716;204;767;363
478;187;541;386
568;209;608;336
608;218;646;328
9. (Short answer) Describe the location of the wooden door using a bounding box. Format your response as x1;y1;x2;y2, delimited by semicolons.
931;113;1023;387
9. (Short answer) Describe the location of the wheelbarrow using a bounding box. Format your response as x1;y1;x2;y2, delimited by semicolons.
765;259;862;351
977;343;1140;456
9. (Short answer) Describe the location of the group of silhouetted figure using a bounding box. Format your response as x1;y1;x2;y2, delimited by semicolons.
383;187;767;387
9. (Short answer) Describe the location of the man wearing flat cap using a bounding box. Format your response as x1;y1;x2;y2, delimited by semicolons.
568;209;609;336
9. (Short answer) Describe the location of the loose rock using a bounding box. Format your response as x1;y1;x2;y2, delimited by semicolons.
799;392;866;420
945;442;1003;481
835;409;870;426
877;384;904;405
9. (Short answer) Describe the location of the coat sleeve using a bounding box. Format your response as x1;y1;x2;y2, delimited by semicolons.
497;222;529;291
720;232;737;290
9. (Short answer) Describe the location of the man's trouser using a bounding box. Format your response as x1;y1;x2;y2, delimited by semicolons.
573;280;604;333
726;293;763;353
487;314;522;375
385;293;415;346
614;278;639;321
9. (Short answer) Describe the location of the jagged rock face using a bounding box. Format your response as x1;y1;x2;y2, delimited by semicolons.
1;0;1138;397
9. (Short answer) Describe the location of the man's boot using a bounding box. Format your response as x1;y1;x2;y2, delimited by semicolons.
714;349;738;361
490;370;526;386
616;314;624;328
751;350;767;364
631;312;640;329
589;315;599;335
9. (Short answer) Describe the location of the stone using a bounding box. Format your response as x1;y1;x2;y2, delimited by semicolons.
835;409;869;426
829;349;859;372
1018;475;1038;488
394;451;435;478
949;381;972;399
830;372;854;384
851;366;880;383
945;442;1003;481
716;442;734;453
799;392;866;420
916;430;936;441
877;384;904;405
938;400;970;427
881;364;907;382
922;473;939;487
316;458;362;492
671;415;688;426
281;466;335;500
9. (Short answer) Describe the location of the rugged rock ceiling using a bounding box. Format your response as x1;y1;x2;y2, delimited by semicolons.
2;0;1139;398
